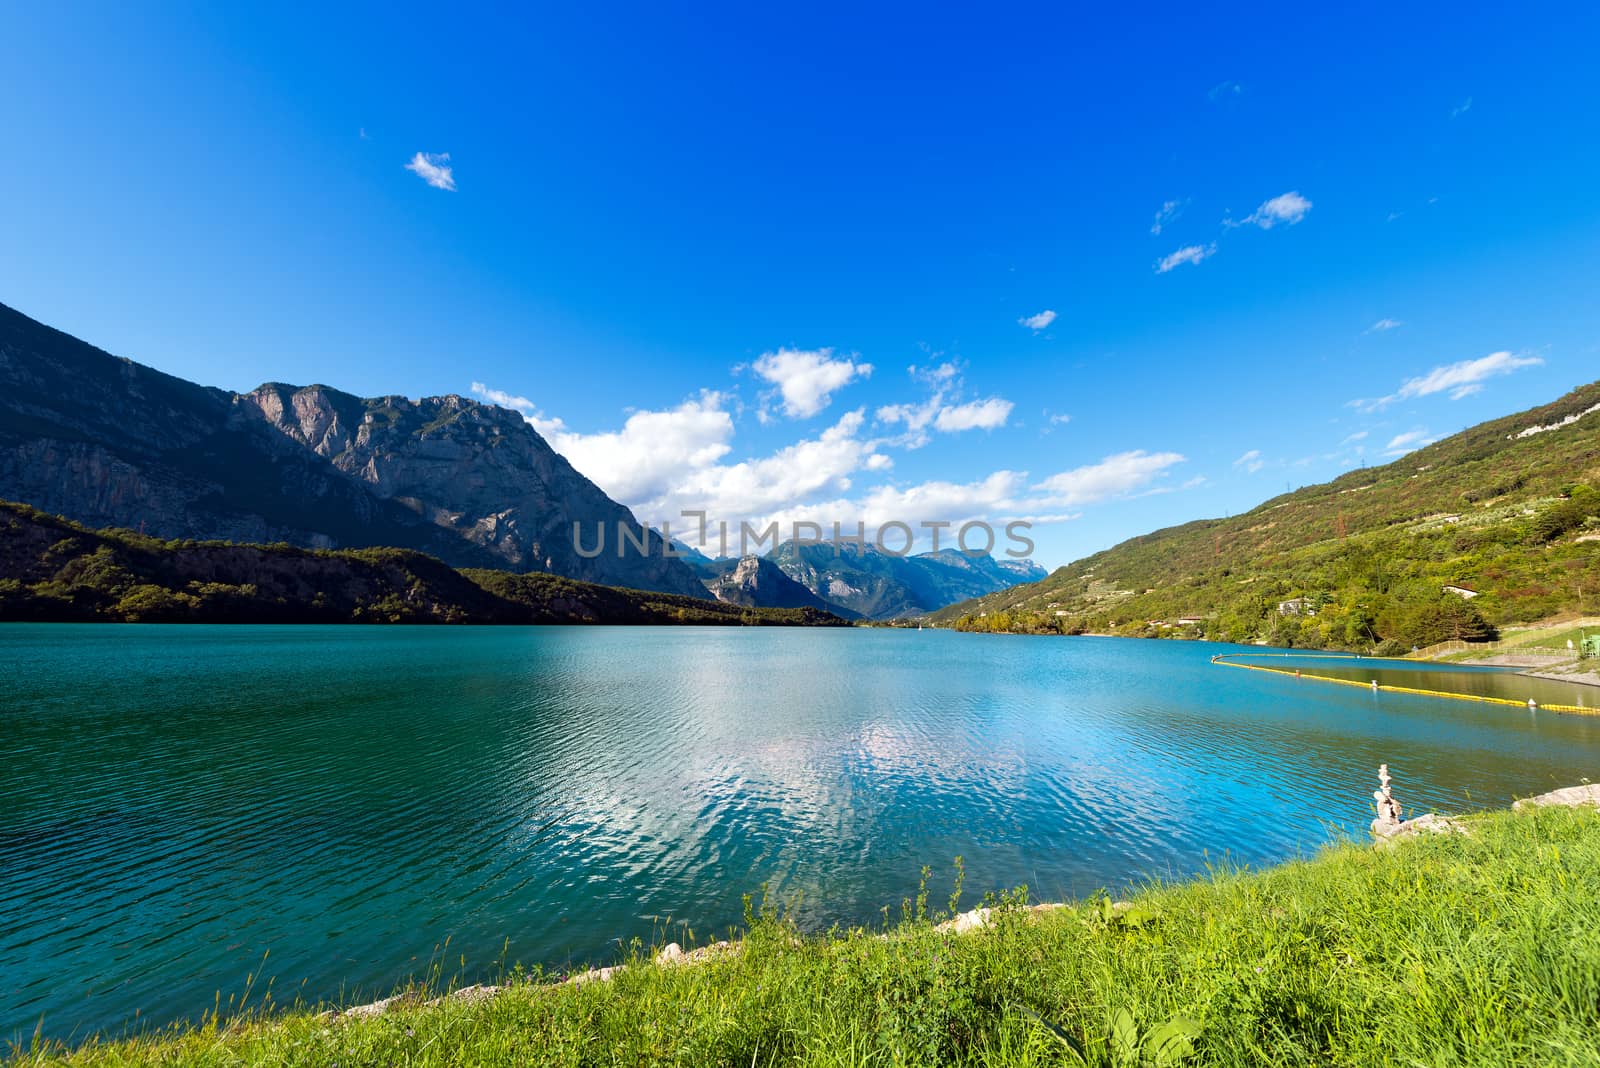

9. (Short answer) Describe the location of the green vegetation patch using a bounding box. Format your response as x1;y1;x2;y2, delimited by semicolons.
18;807;1600;1066
0;501;848;628
936;381;1600;652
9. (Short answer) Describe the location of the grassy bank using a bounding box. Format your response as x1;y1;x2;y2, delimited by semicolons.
15;807;1600;1066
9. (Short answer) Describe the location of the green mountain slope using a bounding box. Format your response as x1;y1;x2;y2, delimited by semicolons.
0;501;848;627
930;380;1600;651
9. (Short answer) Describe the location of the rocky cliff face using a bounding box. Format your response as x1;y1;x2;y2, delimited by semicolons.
703;554;850;615
0;302;707;598
232;383;705;593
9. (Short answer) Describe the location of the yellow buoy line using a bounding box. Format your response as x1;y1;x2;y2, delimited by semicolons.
1209;651;1596;716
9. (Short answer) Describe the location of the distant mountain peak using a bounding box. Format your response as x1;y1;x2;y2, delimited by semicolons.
766;538;1045;619
702;554;851;616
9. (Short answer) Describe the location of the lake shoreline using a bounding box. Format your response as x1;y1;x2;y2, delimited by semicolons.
20;800;1600;1065
991;626;1600;692
13;625;1600;1048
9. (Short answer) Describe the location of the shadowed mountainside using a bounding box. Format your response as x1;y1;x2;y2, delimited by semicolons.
0;500;847;626
0;302;706;597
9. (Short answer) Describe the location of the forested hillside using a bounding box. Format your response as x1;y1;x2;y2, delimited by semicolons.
0;501;847;627
932;381;1600;652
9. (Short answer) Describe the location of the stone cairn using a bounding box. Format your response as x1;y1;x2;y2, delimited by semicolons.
1371;763;1404;838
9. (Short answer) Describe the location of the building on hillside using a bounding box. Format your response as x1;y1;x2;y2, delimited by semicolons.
1277;597;1315;616
1442;584;1479;599
1177;616;1205;626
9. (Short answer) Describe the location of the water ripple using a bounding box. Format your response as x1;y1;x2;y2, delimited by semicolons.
5;625;1600;1043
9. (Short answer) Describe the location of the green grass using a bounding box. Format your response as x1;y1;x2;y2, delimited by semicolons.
1504;625;1599;653
16;807;1600;1066
1431;622;1600;661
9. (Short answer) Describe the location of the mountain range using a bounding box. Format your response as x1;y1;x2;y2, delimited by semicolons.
0;301;709;598
761;541;1045;619
0;302;1043;618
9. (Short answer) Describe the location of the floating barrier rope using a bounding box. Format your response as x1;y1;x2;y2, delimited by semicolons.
1209;651;1596;716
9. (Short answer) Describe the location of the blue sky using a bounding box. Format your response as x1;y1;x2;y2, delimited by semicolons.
4;3;1599;567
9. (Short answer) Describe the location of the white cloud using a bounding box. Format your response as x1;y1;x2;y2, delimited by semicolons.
875;363;1013;445
473;383;736;505
405;151;456;191
744;448;1187;552
479;384;890;536
1451;97;1473;119
1227;191;1312;229
1385;429;1436;455
876;398;939;436
673;409;883;519
1019;309;1058;332
1150;199;1187;235
1032;450;1187;506
1340;430;1369;445
751;348;872;419
1233;449;1265;474
1355;350;1543;411
471;381;540;418
1208;80;1243;101
913;361;960;385
1366;318;1403;333
933;397;1013;432
1156;243;1215;273
855;471;1031;527
473;374;1169;560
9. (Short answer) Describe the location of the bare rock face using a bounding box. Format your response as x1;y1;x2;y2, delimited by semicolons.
1512;784;1600;811
234;384;707;596
703;554;846;613
0;301;708;598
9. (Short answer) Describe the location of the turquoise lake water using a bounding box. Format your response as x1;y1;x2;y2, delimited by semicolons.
1225;651;1600;710
5;624;1600;1044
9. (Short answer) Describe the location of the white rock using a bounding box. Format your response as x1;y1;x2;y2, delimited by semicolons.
1376;812;1467;848
1513;784;1600;811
